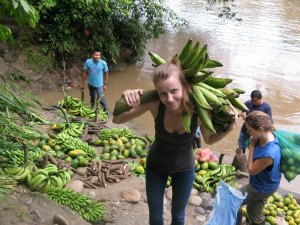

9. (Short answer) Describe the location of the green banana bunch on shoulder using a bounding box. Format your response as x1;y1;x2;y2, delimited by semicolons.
113;39;248;134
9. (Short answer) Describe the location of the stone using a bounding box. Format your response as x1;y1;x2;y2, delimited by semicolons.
195;207;206;215
202;198;214;210
121;189;141;203
195;215;206;224
87;191;96;200
188;195;202;207
65;180;84;193
191;188;199;196
75;167;87;176
53;214;70;225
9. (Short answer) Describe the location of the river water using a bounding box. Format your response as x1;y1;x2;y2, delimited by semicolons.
41;0;300;192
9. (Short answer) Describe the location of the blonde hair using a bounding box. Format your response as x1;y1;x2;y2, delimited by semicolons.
153;56;193;114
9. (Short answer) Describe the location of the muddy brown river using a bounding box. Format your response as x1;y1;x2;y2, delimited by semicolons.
40;0;300;192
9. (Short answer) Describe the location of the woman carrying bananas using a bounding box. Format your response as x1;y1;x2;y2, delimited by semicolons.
113;58;238;225
235;111;281;225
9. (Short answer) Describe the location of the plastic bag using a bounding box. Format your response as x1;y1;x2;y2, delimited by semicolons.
194;148;218;162
206;181;246;225
274;129;300;182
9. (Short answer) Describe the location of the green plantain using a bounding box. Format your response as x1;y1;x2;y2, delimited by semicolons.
189;71;213;84
203;76;233;88
192;85;212;110
148;51;167;66
195;104;216;134
178;39;193;62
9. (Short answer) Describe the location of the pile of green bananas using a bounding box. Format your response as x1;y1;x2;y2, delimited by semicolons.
55;133;96;158
0;147;45;167
26;164;72;191
51;122;85;138
58;96;108;121
98;127;136;141
45;187;105;223
193;162;237;194
148;39;249;134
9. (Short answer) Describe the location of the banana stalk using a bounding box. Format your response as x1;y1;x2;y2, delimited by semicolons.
112;89;159;116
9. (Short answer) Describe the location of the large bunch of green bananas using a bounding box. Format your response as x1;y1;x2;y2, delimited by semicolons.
26;164;72;191
53;122;85;138
199;163;236;194
99;127;136;141
148;39;248;134
193;163;237;194
58;96;108;121
55;133;96;158
45;187;105;223
0;144;45;167
3;165;32;182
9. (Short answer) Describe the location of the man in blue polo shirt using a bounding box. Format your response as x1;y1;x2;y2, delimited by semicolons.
238;90;272;153
81;50;109;113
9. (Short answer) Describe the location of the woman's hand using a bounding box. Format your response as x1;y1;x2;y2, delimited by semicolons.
249;136;259;149
122;89;143;108
227;104;239;131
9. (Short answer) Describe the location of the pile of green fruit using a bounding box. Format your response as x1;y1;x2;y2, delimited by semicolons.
91;128;149;160
242;192;300;225
193;160;244;194
276;130;300;182
58;96;108;121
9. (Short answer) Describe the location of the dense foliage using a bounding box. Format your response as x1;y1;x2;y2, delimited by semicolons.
0;0;39;44
35;0;186;64
1;0;186;65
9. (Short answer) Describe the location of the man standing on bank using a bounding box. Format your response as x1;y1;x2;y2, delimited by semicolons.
238;90;272;153
81;50;109;113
